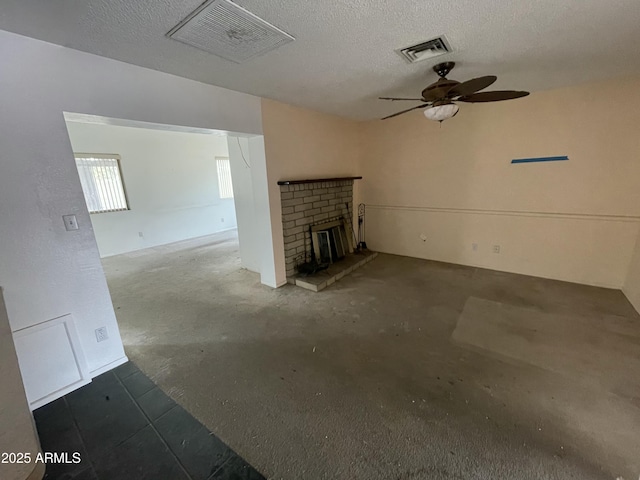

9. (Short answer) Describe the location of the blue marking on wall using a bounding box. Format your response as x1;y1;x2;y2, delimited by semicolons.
511;155;569;164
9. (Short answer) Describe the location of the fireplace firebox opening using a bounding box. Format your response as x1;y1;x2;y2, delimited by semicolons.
310;218;352;265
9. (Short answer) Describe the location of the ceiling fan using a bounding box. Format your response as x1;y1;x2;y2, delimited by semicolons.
379;62;529;122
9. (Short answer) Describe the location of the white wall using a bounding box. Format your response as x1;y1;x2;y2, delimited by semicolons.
0;29;269;407
248;136;281;287
66;122;236;257
228;136;260;273
227;135;282;286
0;288;43;480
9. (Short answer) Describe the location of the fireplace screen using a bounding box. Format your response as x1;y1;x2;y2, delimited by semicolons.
316;231;331;263
311;219;352;265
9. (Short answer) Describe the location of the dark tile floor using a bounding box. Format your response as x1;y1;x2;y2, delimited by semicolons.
34;362;265;480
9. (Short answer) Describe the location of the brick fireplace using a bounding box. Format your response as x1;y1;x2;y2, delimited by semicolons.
279;177;361;281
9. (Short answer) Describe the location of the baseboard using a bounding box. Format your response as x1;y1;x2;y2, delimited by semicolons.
372;249;623;290
90;355;129;378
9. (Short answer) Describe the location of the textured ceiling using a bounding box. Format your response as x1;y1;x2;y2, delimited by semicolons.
2;0;640;120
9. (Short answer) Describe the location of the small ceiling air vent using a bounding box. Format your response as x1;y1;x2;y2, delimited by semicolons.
398;36;452;64
167;0;295;64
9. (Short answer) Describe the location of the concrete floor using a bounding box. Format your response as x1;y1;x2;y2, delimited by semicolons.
102;230;640;480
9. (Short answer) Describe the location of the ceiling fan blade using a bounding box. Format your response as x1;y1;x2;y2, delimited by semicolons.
458;90;530;103
447;75;497;97
381;104;429;120
422;78;458;101
379;97;427;101
423;86;451;102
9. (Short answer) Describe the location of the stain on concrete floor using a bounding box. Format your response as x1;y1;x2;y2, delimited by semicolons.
102;230;640;480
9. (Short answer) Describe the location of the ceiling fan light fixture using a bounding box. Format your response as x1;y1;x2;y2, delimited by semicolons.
423;103;459;122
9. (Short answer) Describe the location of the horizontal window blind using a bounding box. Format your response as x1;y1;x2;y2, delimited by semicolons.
75;154;129;214
216;157;234;199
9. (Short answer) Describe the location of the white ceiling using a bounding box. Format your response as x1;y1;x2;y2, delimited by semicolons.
2;0;640;120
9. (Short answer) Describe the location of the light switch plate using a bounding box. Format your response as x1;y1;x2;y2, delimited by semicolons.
63;215;79;231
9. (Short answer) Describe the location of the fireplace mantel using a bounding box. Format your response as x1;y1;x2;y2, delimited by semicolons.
277;176;362;186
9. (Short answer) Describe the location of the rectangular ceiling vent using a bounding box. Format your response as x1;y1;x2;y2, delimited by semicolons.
167;0;295;64
398;36;451;64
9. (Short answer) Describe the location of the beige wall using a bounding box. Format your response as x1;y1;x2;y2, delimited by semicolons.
261;98;361;180
260;78;640;294
624;236;640;312
261;98;361;283
358;76;640;288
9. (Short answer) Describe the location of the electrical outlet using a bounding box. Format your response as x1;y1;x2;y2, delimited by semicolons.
221;218;224;223
95;327;108;343
63;215;79;231
138;232;144;238
492;245;501;254
472;243;478;252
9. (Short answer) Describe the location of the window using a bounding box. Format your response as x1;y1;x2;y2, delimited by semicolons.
74;154;129;213
216;157;234;199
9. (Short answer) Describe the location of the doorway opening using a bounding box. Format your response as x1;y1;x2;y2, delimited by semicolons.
63;113;269;279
